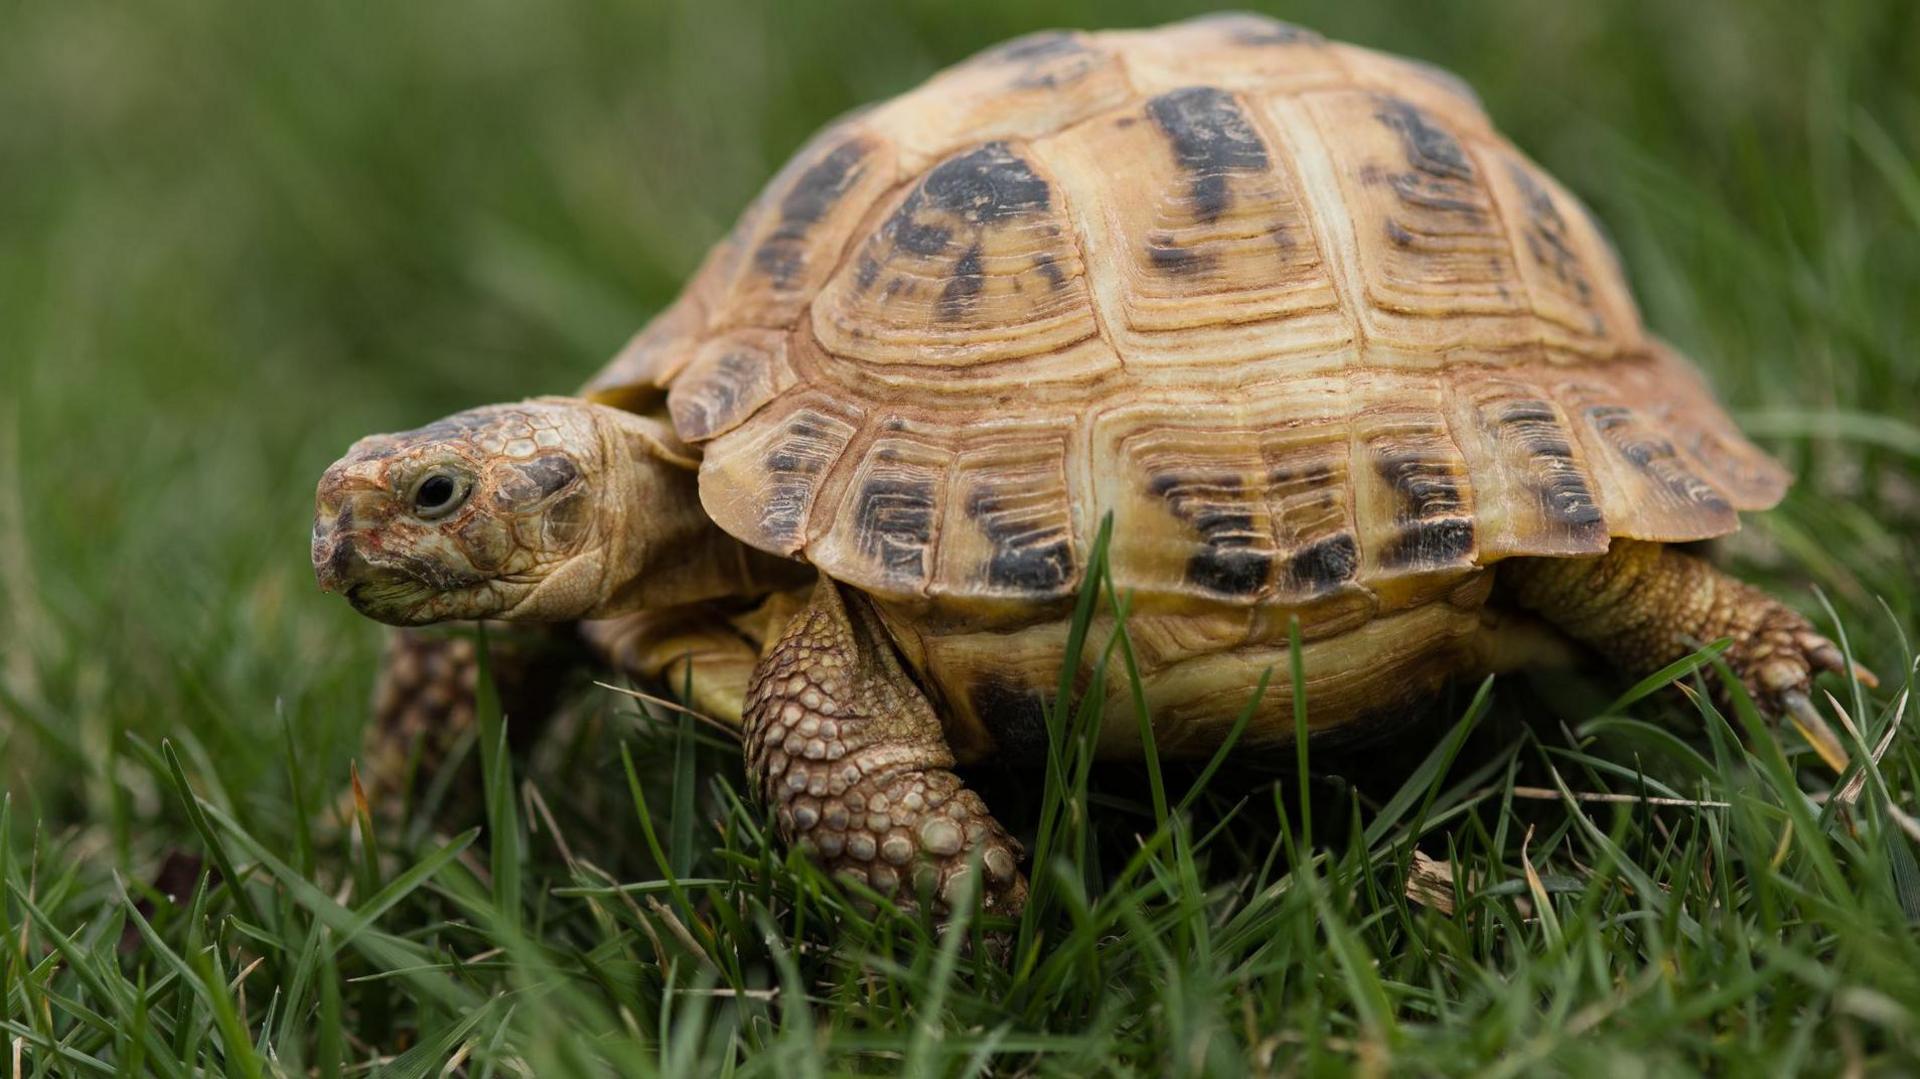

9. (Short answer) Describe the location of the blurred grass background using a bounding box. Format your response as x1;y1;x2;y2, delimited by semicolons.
2;0;1918;1072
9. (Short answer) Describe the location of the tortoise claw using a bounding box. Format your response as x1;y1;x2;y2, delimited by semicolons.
1781;690;1851;775
1800;633;1879;690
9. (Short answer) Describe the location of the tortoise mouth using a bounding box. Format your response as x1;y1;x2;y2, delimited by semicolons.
314;526;490;625
342;576;422;616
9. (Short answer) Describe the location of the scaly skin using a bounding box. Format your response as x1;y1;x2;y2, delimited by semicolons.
1502;540;1862;711
743;580;1026;913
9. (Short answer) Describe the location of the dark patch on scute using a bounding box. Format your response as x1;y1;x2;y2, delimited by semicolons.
1498;401;1556;425
760;484;809;544
1384;219;1414;247
1151;470;1274;598
964;487;1074;594
671;350;762;440
985;537;1074;593
1146;87;1270;224
972;29;1084;66
1588;406;1731;513
983;29;1105;89
677;384;736;441
920;142;1052;224
1383;177;1483;219
1146;237;1215;275
1187;547;1272;596
753;139;870;285
1184;12;1324;46
1282;533;1358;594
965;30;1102;91
1536;467;1605;529
1507;161;1599;325
1373;97;1473;181
1495;399;1605;532
967;677;1051;761
1375;449;1465;518
939;244;985;321
1374;443;1476;569
1383;517;1476;569
853;476;936;583
759;417;840;545
1032;252;1067;289
891;213;953;258
876;143;1049;287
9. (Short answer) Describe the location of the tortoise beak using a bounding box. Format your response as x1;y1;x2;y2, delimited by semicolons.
312;451;397;595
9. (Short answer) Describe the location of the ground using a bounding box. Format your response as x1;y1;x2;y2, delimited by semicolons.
2;0;1919;1073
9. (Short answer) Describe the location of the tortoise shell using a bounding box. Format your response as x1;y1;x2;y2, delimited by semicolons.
587;14;1787;617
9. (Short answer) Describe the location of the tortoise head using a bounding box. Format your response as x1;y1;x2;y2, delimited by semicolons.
312;397;702;625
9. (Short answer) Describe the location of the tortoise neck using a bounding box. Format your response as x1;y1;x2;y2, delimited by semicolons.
591;405;809;614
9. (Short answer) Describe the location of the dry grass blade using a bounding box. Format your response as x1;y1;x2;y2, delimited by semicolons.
349;760;371;822
644;896;718;972
675;986;781;1000
1832;686;1909;806
524;784;580;868
1404;850;1457;916
229;956;266;994
593;681;738;739
1520;825;1559;944
1506;786;1731;809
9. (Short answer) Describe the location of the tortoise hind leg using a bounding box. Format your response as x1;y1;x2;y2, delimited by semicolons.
1502;540;1875;761
744;580;1027;913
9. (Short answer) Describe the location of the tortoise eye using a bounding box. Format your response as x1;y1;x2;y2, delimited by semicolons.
412;473;466;518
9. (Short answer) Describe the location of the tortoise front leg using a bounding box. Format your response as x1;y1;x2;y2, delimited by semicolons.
1503;540;1876;759
744;581;1027;913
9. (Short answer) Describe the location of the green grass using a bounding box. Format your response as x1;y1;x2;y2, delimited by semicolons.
3;0;1919;1072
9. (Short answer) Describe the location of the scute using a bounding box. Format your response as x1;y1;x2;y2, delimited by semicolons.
811;140;1109;378
612;14;1789;614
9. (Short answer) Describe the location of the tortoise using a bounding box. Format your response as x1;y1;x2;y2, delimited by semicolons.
312;14;1874;912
